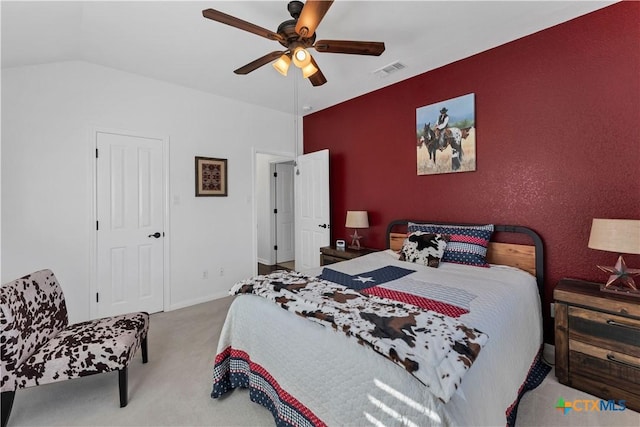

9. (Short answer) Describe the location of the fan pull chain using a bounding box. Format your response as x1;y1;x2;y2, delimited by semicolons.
294;70;300;176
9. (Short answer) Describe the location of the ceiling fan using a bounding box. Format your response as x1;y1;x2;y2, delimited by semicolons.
202;0;385;87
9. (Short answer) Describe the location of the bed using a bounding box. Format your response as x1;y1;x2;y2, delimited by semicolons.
211;220;548;426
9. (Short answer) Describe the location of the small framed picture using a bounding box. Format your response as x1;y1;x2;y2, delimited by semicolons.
195;156;227;197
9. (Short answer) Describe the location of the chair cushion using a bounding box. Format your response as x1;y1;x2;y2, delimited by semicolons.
14;311;149;390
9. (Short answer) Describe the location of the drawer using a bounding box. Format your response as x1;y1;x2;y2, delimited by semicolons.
569;340;640;405
570;340;640;378
568;306;640;357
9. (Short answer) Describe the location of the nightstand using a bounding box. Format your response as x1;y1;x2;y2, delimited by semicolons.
319;246;376;266
554;278;640;411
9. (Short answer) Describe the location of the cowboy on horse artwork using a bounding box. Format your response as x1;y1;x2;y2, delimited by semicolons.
416;93;476;176
435;107;450;150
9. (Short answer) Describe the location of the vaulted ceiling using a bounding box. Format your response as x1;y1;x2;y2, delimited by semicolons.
1;1;615;115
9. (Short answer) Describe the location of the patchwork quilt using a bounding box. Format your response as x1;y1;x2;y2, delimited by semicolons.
230;269;489;402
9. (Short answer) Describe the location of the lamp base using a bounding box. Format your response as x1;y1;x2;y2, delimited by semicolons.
596;255;640;293
599;282;640;298
349;229;362;250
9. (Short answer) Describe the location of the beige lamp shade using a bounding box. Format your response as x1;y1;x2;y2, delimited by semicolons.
272;54;291;76
345;211;369;229
292;47;312;68
301;61;318;78
588;219;640;254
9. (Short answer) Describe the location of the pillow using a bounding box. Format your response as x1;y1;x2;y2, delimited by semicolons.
407;222;494;267
398;232;450;268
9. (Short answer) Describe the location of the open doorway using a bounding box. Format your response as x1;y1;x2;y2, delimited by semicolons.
273;161;295;269
255;152;295;275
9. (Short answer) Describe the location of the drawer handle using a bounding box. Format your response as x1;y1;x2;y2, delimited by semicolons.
606;353;640;370
606;319;640;332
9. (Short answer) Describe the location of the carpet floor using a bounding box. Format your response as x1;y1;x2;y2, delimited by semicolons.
7;297;639;426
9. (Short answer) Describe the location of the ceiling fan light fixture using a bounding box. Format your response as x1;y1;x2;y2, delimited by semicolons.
292;46;312;68
301;61;318;79
203;2;384;87
272;54;291;76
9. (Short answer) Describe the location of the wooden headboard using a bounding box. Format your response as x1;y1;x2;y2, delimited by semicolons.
386;220;545;296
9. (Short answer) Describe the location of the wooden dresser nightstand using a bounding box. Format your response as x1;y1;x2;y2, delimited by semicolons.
554;278;640;411
319;246;376;266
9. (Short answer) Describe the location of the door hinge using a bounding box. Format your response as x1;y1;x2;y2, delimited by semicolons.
274;245;278;251
273;172;278;178
96;148;99;158
96;292;99;303
96;221;99;230
273;208;278;214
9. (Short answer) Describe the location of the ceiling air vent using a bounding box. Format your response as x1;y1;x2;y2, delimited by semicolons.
373;61;406;78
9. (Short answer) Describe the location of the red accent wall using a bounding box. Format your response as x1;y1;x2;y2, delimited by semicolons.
303;2;640;343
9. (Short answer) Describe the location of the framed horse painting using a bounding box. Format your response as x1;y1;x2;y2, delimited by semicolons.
415;93;476;175
195;156;228;196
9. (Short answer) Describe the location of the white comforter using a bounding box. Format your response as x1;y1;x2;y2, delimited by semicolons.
215;251;543;426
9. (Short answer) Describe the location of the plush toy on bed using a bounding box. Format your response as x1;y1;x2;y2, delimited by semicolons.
398;231;450;267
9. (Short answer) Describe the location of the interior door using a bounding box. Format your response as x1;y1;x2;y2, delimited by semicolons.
275;162;295;263
295;149;330;270
96;131;164;317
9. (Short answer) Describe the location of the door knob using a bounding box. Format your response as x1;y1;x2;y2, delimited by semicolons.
148;232;162;238
318;224;330;229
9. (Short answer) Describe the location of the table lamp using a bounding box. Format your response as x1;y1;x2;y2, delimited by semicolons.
345;211;369;250
588;218;640;295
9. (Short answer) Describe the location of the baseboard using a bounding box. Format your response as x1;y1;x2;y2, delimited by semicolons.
168;291;231;311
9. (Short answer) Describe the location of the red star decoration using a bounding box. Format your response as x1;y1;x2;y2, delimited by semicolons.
597;255;640;291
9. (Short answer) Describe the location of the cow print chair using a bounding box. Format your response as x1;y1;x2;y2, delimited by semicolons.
1;269;149;427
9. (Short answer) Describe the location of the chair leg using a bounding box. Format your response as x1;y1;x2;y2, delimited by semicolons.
119;335;146;408
118;368;128;408
141;336;148;364
1;391;15;427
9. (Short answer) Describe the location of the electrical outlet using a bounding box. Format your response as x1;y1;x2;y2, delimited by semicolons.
219;267;224;276
550;303;555;318
202;270;208;280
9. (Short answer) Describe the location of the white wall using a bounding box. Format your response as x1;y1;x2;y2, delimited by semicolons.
1;60;294;322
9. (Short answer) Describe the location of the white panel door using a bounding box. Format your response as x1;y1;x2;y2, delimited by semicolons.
96;131;164;317
275;162;295;263
295;149;330;270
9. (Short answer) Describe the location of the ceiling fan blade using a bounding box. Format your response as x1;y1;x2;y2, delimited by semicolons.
308;56;327;87
295;0;334;38
234;51;285;75
202;9;284;43
314;40;385;56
